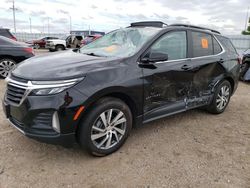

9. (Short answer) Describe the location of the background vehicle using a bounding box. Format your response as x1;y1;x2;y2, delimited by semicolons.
0;28;17;41
46;34;84;51
240;49;250;81
3;22;240;156
81;34;102;46
26;36;59;49
45;35;68;51
46;31;105;52
0;36;34;78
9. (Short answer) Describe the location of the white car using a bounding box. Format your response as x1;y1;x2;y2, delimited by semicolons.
46;35;84;52
45;35;68;51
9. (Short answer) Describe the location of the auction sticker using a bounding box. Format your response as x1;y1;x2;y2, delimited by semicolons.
201;38;208;49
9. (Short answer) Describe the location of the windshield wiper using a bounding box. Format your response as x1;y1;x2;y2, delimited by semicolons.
84;52;104;57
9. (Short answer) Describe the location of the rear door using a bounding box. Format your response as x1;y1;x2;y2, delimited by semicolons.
187;30;225;108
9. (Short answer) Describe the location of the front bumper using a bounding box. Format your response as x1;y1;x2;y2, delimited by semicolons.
7;117;75;147
2;83;88;147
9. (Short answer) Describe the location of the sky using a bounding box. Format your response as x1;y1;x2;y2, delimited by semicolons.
0;0;249;35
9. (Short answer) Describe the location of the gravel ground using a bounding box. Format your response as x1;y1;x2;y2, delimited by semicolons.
0;51;249;187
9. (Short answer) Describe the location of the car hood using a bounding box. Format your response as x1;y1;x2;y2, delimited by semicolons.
12;50;120;81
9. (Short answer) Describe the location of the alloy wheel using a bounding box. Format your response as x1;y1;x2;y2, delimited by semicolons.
91;109;127;150
216;85;230;110
0;59;16;78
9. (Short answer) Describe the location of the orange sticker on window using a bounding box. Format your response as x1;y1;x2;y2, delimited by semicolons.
201;38;208;49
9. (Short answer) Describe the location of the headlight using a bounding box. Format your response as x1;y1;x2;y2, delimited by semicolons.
32;86;70;95
31;77;84;96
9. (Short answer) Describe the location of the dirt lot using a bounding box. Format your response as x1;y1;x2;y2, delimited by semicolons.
0;56;250;187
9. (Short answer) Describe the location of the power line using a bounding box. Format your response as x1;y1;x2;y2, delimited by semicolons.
29;17;32;33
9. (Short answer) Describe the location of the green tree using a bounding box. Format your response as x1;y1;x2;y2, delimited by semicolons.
242;17;250;35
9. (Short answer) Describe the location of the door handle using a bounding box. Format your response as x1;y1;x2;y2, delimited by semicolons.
181;64;192;70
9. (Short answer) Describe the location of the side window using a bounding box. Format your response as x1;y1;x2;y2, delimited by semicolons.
216;36;237;54
213;37;222;54
150;31;187;61
191;31;213;57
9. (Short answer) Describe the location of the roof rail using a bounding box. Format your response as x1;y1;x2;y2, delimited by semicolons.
130;21;168;28
170;24;221;34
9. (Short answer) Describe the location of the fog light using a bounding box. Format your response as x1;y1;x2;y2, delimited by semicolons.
52;112;60;133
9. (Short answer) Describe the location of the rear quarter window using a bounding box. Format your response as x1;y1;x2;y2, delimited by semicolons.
212;37;222;54
216;36;237;54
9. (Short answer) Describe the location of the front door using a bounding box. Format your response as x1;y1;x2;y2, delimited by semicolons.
141;30;194;122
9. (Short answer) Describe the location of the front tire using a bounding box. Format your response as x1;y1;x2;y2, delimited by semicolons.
77;97;132;156
55;45;65;51
207;80;232;114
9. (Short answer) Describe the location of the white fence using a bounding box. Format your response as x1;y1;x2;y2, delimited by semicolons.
15;33;66;42
227;35;250;55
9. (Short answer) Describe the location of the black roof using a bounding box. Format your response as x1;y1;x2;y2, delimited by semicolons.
130;21;221;34
170;24;220;34
130;21;167;28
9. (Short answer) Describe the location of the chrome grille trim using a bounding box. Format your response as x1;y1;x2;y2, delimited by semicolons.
5;76;83;106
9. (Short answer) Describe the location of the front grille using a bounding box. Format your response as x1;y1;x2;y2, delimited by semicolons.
6;84;26;105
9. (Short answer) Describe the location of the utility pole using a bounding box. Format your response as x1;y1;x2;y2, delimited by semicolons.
9;0;17;33
245;6;249;31
29;17;32;33
69;15;72;32
47;17;50;34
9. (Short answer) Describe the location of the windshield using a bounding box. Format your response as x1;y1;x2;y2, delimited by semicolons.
79;27;161;58
60;35;68;40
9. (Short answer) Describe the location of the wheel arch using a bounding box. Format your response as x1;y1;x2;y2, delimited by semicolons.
224;76;235;92
211;75;236;95
75;88;140;134
0;55;18;62
55;44;65;49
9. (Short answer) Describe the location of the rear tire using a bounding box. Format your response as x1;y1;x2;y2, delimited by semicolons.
206;80;232;114
34;44;40;49
77;97;132;156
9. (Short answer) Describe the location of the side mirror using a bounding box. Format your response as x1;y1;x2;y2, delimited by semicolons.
141;52;168;63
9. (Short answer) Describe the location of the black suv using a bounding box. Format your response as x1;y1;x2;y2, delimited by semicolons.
0;28;17;41
2;22;240;156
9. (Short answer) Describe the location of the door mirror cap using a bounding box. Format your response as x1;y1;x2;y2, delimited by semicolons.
141;52;168;63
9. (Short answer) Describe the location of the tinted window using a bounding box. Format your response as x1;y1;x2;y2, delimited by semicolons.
0;36;21;46
0;29;11;38
213;37;222;54
150;31;187;60
191;32;213;57
216;36;237;54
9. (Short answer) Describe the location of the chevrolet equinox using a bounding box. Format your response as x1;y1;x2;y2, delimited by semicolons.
2;22;240;156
